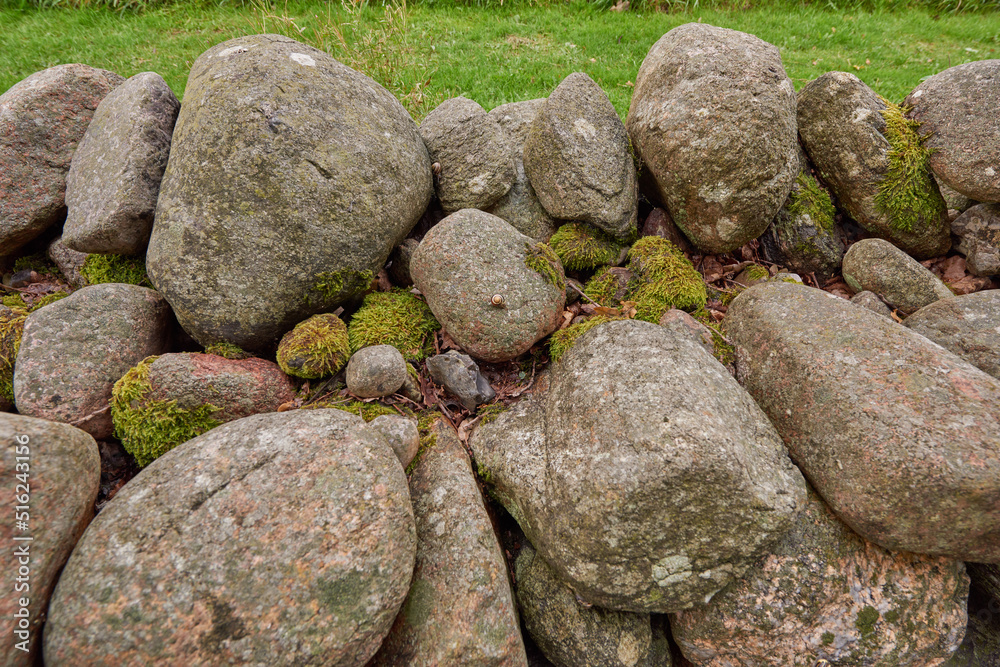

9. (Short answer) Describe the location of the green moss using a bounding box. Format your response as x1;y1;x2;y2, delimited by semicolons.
854;605;880;637
12;252;57;274
309;268;374;305
476;402;507;424
523;242;566;291
111;356;222;467
821;631;835;645
788;171;836;234
883;608;900;624
875;99;945;233
1;294;27;309
81;254;152;287
277;313;351;379
405;411;440;475
347;289;439;360
303;398;401;423
476;462;494;484
203;342;252;360
28;291;68;311
547;222;625;272
0;306;28;403
626;236;706;323
740;264;771;283
583;267;622;307
549;316;621;362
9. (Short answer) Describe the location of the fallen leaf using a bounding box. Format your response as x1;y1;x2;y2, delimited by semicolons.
940;255;967;283
891;310;904;323
949;275;993;295
440;330;463;351
619;300;638;319
558;309;574;330
702;256;725;283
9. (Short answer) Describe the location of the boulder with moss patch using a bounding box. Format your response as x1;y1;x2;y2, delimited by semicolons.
623;236;707;322
797;72;950;259
276;313;350;379
80;253;151;287
348;290;439;361
0;305;28;411
111;352;295;467
412;209;565;363
548;222;626;272
147;35;432;353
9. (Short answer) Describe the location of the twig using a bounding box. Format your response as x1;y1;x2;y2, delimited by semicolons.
568;281;599;305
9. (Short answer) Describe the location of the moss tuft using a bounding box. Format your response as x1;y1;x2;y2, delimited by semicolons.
788;171;836;233
626;236;706;323
549;316;622;362
81;254;152;287
0;306;29;403
476;402;507;424
12;252;57;275
277;313;351;379
821;631;835;645
692;309;735;367
2;294;27;310
405;411;441;475
523;242;566;291
854;605;880;638
742;264;771;282
111;356;222;467
583;267;622;307
875;99;945;233
203;342;253;360
309;268;374;304
348;289;439;360
303;398;402;423
547;222;625;272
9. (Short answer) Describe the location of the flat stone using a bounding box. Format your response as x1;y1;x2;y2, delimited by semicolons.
425;350;496;411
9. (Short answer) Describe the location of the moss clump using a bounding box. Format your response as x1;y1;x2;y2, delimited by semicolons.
309;268;374;304
691;309;735;367
549;316;622;362
348;289;439;360
2;294;27;309
524;242;566;291
406;411;441;475
583;267;623;307
302;397;405;423
626;237;706;323
12;252;57;274
821;631;835;645
277;313;350;379
875;99;945;233
111;356;222;467
547;223;625;272
0;306;28;403
788;171;836;233
854;605;880;638
203;342;252;360
476;402;507;424
81;254;152;287
742;265;771;282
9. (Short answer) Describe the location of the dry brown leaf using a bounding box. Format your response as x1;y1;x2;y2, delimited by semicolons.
580;303;599;315
890;310;904;323
940;255;967;283
558;310;574;330
440;330;463;352
619;300;638;319
702;256;725;283
949;275;993;295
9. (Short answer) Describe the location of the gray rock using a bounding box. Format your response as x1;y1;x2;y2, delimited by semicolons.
939;181;976;214
470;319;807;613
370;420;526;666
46;236;88;288
14;284;173;439
0;64;124;255
426;350;496;411
419;97;515;213
905;289;1000;381
727;281;1000;561
641;207;692;255
626;24;798;254
952;203;1000;276
525;73;637;241
671;487;969;666
516;543;656;667
389;238;420;288
368;414;420;468
411;209;565;363
0;414;100;667
486;99;559;242
841;238;953;315
850;290;893;319
797;72;950;259
346;344;408;398
657;309;715;357
43;409;416;666
147;35;432;352
905;60;1000;203
63;72;179;255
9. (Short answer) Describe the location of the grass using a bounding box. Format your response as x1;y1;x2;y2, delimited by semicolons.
0;1;996;120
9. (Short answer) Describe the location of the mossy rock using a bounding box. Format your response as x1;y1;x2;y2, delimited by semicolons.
548;222;625;272
348;290;439;361
277;313;350;379
0;304;28;407
80;253;151;287
625;236;707;323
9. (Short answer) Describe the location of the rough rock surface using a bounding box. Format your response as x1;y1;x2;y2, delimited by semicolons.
485;99;558;242
411;209;565;362
346;344;408;398
951;203;1000;276
516;543;656;667
0;64;124;255
626;23;798;254
797;72;951;258
658;309;715;357
727;282;1000;561
850;290;893;319
841;238;953;315
419;97;514;213
671;487;969;666
46;236;88;288
368;414;419;468
371;421;526;666
14;284;173;439
425;350;496;411
525;73;637;241
63;72;179;255
470;319;807;613
0;414;100;667
147;35;432;352
905;60;1000;202
43;409;416;666
905;290;1000;381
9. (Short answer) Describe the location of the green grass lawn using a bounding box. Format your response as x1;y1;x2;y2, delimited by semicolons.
0;0;997;120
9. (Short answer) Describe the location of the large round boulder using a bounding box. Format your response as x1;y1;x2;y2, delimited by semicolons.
727;282;1000;562
147;34;433;352
43;409;416;666
470;319;807;613
626;23;798;254
904;60;1000;203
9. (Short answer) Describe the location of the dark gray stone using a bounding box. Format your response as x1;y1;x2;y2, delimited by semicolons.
904;289;1000;381
389;238;420;288
841;238;953;315
426;350;495;411
952;203;1000;276
346;344;408;398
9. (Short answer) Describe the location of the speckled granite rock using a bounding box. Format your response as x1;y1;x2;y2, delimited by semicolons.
13;284;173;439
371;420;526;666
841;238;953;315
43;409;415;666
671;487;969;666
905;290;1000;381
45;236;89;288
951;203;1000;276
0;64;124;255
346;345;408;398
727;282;1000;561
470;319;807;613
626;24;798;254
525;73;637;241
0;414;100;667
850;290;893;319
368;414;419;468
411;209;565;362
